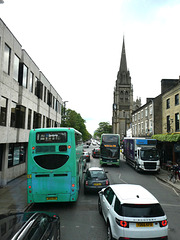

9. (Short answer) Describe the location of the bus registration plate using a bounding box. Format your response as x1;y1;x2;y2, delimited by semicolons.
46;197;57;200
136;223;153;227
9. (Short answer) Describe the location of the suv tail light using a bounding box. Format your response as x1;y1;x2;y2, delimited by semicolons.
105;180;109;185
115;218;129;228
160;220;168;227
85;181;88;186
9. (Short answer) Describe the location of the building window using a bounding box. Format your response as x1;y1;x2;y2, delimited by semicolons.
141;110;143;119
175;113;179;132
0;144;4;171
22;64;28;88
13;54;19;81
3;43;11;75
138;112;140;120
10;102;17;127
175;94;179;106
35;77;38;96
141;122;143;134
149;119;153;133
46;117;51;127
125;91;128;101
48;91;52;106
149;105;152;115
132;115;134;122
120;91;123;101
28;109;32;130
8;143;26;168
166;98;170;109
33;112;41;129
145;120;148;133
43;115;45;128
44;86;47;102
145;107;148;117
29;72;34;93
16;105;26;129
167;115;170;133
0;96;7;126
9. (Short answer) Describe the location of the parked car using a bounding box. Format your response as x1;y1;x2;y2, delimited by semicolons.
92;148;100;158
0;211;60;240
83;151;90;162
98;184;168;240
84;167;109;194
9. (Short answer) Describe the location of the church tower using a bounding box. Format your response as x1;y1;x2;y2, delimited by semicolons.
112;37;133;139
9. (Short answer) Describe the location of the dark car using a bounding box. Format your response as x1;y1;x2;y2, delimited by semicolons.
83;151;90;162
83;167;109;194
92;148;100;158
0;211;60;240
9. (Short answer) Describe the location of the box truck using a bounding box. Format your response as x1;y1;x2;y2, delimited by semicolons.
123;138;160;172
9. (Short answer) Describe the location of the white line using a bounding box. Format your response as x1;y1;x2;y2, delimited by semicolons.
118;174;128;184
155;177;179;196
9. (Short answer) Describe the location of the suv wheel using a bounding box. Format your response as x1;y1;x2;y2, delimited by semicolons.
98;197;102;215
107;223;113;240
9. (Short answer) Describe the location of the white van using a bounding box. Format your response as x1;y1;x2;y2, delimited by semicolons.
98;184;168;240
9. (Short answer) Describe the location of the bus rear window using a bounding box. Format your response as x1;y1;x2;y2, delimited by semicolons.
36;132;67;143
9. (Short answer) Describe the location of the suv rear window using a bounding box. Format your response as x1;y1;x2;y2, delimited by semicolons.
115;202;165;217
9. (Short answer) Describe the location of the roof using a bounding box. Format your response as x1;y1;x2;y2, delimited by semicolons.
110;184;158;204
88;167;103;171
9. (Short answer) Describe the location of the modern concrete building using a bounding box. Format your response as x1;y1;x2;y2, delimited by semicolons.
0;18;63;186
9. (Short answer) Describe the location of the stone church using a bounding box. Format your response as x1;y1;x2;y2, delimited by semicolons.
112;37;141;139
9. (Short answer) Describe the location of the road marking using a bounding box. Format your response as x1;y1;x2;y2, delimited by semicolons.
118;173;128;183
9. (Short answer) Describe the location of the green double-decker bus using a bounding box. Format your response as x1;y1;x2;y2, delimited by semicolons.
100;134;120;167
27;128;83;203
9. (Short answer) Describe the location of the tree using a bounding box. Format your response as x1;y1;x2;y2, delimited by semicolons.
94;122;112;138
61;108;91;141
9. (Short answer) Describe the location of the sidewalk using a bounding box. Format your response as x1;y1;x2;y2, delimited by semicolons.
0;174;29;215
0;170;179;215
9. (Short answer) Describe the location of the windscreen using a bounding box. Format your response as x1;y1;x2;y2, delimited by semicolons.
140;148;159;160
121;203;165;217
36;131;67;143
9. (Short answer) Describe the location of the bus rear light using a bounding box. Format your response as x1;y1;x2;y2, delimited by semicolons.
72;184;75;187
85;181;88;185
28;186;31;189
32;146;35;150
68;145;71;149
106;180;109;185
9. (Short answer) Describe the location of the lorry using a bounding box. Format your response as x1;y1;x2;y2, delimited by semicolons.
123;137;160;172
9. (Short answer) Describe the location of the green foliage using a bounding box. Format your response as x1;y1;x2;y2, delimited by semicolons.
94;122;112;138
61;108;91;141
152;133;180;142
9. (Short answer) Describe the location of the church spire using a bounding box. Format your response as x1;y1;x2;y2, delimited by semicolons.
119;36;127;72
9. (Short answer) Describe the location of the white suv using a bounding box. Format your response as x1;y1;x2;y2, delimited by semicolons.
98;184;168;240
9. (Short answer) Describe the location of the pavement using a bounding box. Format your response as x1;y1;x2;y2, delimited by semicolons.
0;169;180;215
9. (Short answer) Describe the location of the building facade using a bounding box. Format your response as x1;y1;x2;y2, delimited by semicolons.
162;81;180;134
0;19;63;186
131;96;162;137
112;38;133;140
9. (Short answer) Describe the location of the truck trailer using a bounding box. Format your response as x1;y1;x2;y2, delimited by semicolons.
123;138;160;172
